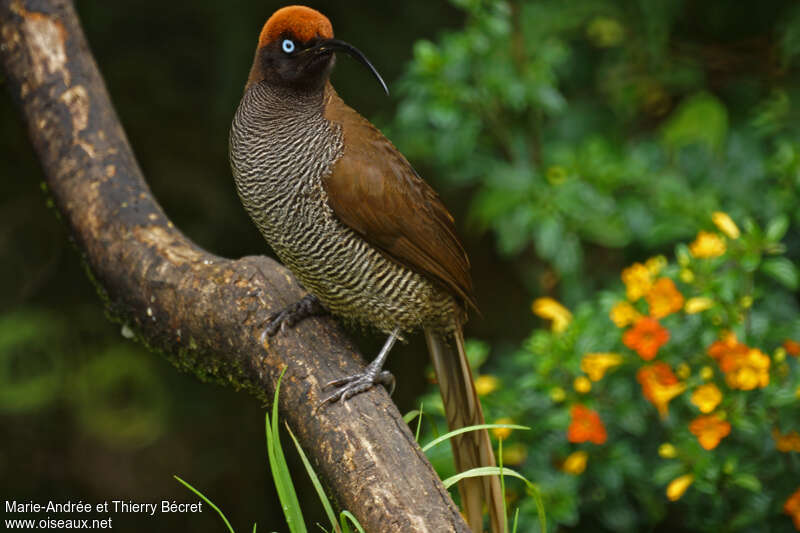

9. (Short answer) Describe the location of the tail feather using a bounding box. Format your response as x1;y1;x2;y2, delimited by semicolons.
425;327;504;533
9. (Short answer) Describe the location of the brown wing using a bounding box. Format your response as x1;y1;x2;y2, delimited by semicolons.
322;85;476;310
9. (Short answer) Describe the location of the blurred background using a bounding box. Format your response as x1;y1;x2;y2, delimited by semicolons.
2;0;799;531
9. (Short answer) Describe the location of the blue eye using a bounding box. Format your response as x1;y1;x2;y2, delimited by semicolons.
281;39;295;54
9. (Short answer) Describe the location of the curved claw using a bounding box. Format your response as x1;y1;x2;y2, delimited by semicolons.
320;370;395;406
262;294;324;338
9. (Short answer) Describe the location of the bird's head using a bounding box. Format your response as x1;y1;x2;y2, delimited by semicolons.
246;5;388;95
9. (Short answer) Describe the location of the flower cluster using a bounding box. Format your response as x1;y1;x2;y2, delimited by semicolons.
708;332;771;390
546;212;800;528
483;211;800;530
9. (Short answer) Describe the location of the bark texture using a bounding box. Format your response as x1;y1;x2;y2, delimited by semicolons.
0;1;471;531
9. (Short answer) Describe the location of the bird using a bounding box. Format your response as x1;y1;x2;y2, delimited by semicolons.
229;6;503;532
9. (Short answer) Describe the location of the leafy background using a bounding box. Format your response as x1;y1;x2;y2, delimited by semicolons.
2;0;799;531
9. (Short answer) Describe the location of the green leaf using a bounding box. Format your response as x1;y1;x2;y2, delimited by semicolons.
661;92;728;152
731;473;762;492
765;214;790;242
761;257;799;289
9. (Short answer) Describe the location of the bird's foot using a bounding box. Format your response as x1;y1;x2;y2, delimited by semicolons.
319;327;401;406
261;294;325;340
320;367;396;406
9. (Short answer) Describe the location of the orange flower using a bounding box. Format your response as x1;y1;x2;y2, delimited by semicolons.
610;301;641;328
637;363;686;418
646;278;685;319
622;262;652;301
708;333;770;390
623;317;670;360
773;428;800;453
689;230;726;258
567;404;607;444
690;384;722;413
689;414;731;450
784;486;800;530
785;339;800;357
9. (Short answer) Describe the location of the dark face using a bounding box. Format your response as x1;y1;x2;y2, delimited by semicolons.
257;34;335;92
250;34;388;95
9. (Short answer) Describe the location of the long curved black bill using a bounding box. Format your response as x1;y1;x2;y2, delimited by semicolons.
312;38;389;95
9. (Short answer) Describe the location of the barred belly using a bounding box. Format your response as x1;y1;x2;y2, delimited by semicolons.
230;83;457;334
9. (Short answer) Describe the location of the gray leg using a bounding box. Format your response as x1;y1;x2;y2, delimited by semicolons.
320;328;400;405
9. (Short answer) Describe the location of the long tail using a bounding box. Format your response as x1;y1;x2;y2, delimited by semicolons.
425;326;504;533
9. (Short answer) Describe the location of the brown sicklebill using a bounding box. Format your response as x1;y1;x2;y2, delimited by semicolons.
229;6;503;531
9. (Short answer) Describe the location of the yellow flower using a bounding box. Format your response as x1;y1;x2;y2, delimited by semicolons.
712;211;740;239
676;363;691;379
646;255;667;276
622;262;652;301
685;296;714;314
700;366;714;380
658;443;677;458
666;474;694;501
610;301;641;328
562;450;588;475
740;295;753;308
532;297;572;333
573;376;592;394
580;353;623;381
493;418;514;440
646;277;685;319
691;384;722;413
474;375;499;396
502;443;528;465
689;231;726;258
550;387;566;403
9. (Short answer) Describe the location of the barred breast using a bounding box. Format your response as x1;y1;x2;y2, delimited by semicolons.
229;83;456;333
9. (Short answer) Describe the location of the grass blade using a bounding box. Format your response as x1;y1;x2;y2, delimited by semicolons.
173;475;235;533
402;409;420;424
339;511;365;533
266;367;307;533
421;424;529;452
414;403;424;442
441;466;527;489
286;423;341;533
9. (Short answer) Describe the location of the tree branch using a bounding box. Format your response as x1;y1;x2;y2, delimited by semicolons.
0;1;470;531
